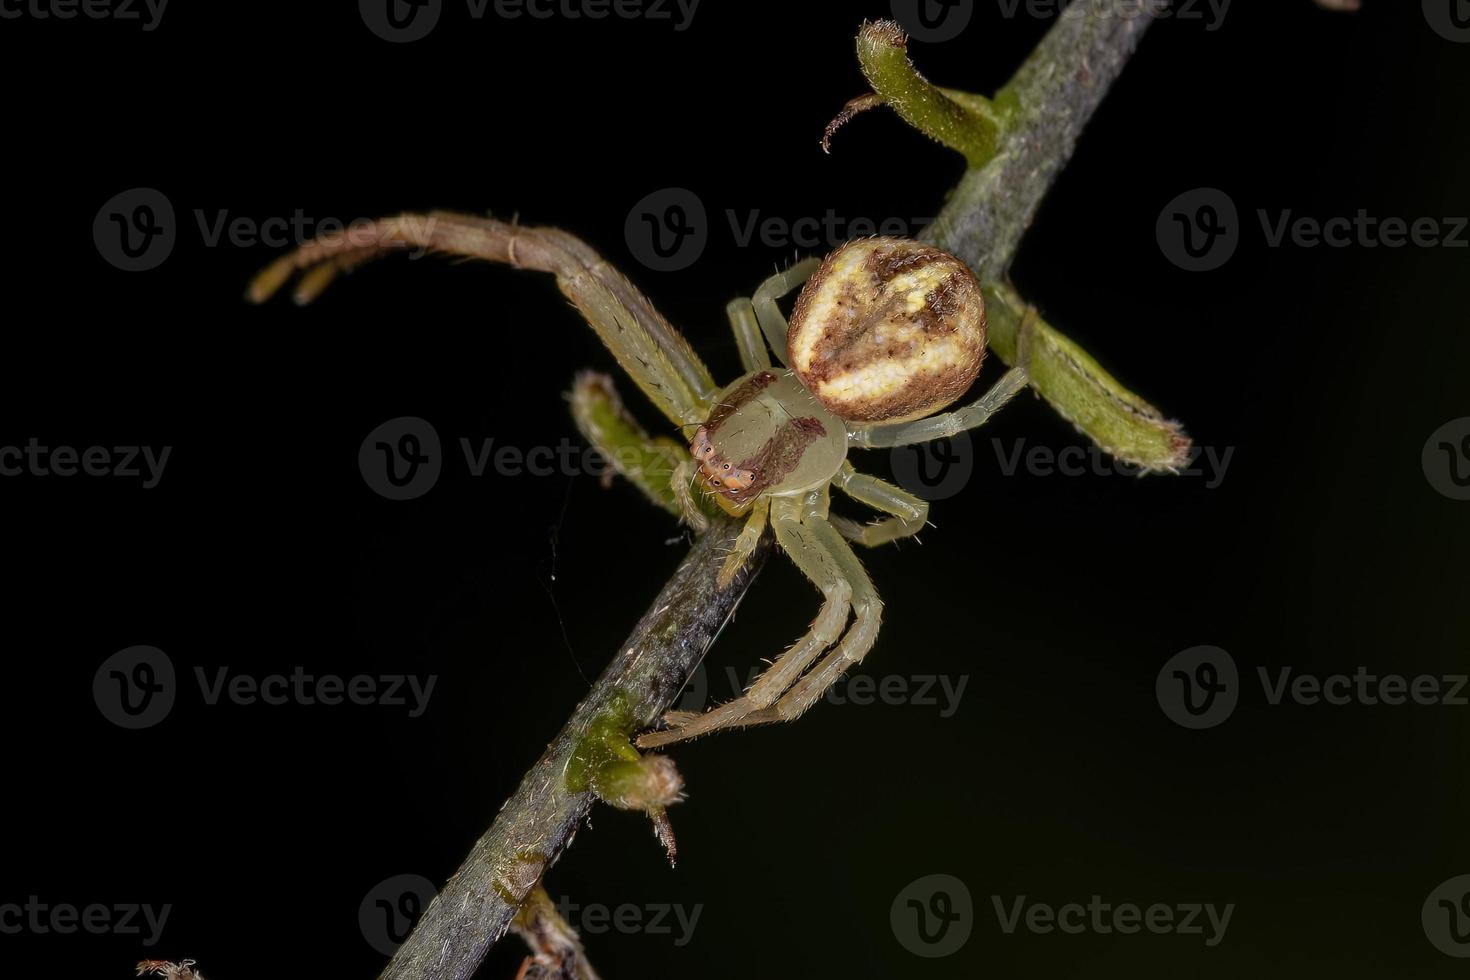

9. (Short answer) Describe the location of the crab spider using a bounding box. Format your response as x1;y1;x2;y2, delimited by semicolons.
249;214;1029;747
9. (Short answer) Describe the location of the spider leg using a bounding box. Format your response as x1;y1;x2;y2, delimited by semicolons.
847;366;1031;449
831;461;930;547
636;493;851;748
717;497;769;588
729;516;882;728
671;459;711;534
725;298;772;372
750;257;821;365
249;211;715;428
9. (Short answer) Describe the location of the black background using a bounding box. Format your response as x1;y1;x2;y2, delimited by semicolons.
3;0;1468;977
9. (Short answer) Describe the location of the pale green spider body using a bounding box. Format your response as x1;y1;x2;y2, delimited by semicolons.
691;368;847;501
250;216;1030;748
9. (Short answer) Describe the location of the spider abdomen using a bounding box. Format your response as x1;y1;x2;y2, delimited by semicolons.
787;237;987;424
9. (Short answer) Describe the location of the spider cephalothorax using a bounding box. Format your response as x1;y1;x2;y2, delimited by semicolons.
250;214;1029;747
690;369;844;506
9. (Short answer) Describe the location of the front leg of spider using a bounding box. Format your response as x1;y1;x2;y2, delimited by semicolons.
638;237;1031;748
248;212;718;432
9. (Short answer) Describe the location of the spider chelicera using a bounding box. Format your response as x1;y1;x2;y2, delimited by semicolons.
250;214;1029;748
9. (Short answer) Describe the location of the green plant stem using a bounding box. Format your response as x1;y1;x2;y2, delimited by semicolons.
568;370;684;516
854;20;1006;165
985;283;1189;470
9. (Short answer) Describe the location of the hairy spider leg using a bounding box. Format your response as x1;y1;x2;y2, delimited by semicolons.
636;490;854;748
725;297;772;372
724;515;882;730
717;497;769;588
750;257;821;365
830;461;930;547
671;458;712;533
249;212;715;428
847;366;1031;449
